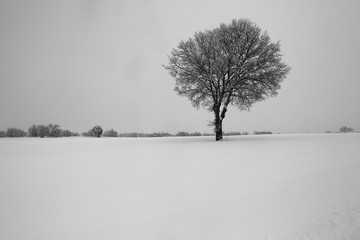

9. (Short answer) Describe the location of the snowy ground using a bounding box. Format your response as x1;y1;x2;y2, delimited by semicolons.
0;133;360;240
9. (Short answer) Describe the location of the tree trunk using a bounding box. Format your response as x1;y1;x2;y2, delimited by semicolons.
214;112;223;141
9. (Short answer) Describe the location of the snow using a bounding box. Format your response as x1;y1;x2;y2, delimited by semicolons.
0;133;360;240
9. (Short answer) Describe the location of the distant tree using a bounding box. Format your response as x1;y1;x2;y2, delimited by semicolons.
82;129;95;137
147;132;172;137
118;132;145;137
224;131;242;136
5;127;27;137
28;124;38;137
254;130;272;135
92;125;103;138
339;126;354;133
48;124;62;137
62;130;71;137
37;125;50;138
103;129;118;137
190;132;202;136
118;132;135;137
176;131;190;137
164;19;290;141
202;132;215;136
0;130;5;138
28;123;78;137
63;130;79;137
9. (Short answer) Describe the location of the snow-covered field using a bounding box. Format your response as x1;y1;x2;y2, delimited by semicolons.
1;133;360;240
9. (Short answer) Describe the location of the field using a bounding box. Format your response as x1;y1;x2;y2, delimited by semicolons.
1;133;360;240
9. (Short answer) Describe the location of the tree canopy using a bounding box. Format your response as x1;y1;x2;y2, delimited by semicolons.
164;19;290;140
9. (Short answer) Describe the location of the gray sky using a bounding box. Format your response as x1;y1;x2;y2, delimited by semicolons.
1;0;359;134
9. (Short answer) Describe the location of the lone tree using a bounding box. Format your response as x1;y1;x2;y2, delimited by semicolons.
164;19;290;140
92;125;103;138
339;126;354;133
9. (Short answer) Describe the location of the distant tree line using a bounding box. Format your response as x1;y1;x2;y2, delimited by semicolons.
254;131;273;135
0;124;79;138
224;131;249;136
118;132;172;138
2;124;356;139
103;129;118;137
0;126;268;138
117;131;250;138
325;126;357;134
28;124;79;137
0;128;27;138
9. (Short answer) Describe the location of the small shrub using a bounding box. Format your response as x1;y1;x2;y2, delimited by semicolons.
0;130;5;138
5;127;27;137
103;129;118;137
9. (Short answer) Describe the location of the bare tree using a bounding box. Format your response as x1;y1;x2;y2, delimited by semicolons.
164;19;290;140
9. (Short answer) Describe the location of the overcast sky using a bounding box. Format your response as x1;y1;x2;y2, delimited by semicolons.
1;0;359;134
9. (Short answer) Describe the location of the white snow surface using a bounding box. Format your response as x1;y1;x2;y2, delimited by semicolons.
1;133;360;240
